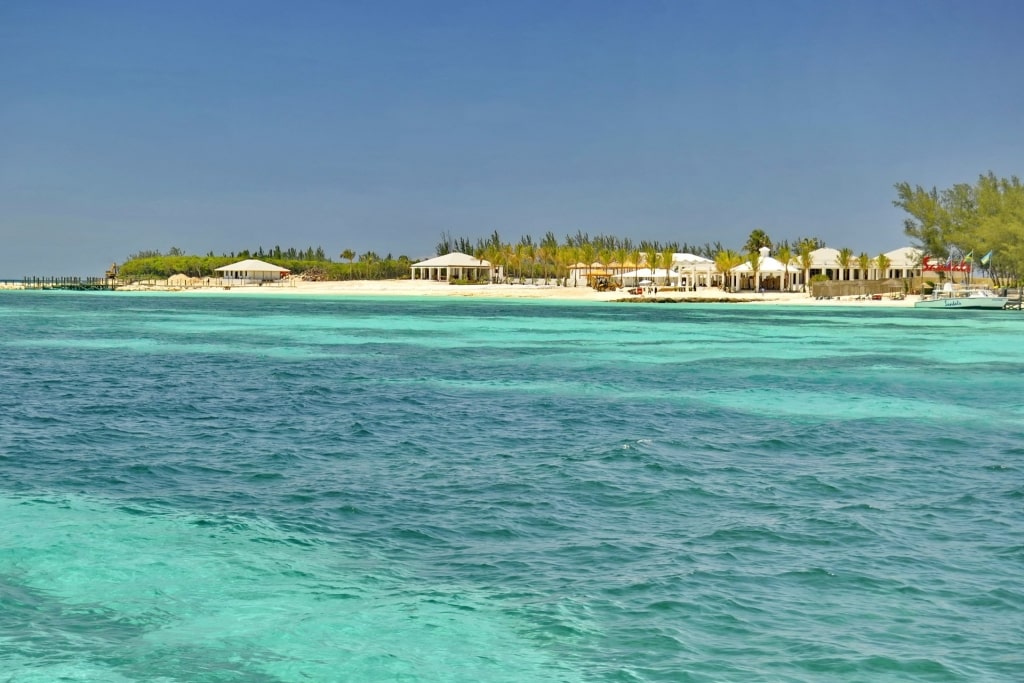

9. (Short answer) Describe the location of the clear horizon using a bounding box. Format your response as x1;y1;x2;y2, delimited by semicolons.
2;0;1022;276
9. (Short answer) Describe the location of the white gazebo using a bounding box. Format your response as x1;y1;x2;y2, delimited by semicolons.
732;247;799;291
410;252;498;283
214;259;290;284
670;253;716;290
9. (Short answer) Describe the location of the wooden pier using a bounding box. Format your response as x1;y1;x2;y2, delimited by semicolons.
21;276;118;291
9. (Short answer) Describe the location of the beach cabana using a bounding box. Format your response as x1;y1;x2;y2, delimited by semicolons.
215;259;290;284
410;252;497;283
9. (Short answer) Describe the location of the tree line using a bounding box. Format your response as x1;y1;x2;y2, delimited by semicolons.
895;171;1024;285
432;229;834;285
118;246;412;280
112;171;1024;284
118;230;885;286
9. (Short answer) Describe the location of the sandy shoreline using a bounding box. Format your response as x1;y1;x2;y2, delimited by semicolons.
99;279;916;307
2;278;917;307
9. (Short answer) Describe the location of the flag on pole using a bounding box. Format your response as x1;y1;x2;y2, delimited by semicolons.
980;250;993;266
963;251;974;263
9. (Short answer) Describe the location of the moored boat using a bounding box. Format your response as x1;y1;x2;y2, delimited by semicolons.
914;283;1008;310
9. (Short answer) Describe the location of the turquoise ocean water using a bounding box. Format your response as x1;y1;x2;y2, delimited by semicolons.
1;292;1022;682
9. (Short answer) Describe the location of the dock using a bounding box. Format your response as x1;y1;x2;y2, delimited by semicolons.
20;276;118;291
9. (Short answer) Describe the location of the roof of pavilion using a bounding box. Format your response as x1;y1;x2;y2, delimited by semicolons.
672;252;714;265
882;246;922;266
412;252;492;268
214;259;290;273
734;256;794;273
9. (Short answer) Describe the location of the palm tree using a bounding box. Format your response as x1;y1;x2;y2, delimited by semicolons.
776;245;793;292
629;248;643;288
540;232;559;285
798;242;814;294
515;243;531;284
498;242;513;283
358;251;378;280
661;247;676;288
714;250;743;292
837;247;854;281
553;244;574;286
340;249;356;280
490;243;508;283
857;252;872;281
875;253;891;280
744;229;772;253
474;244;495;283
524;242;537;283
650;251;662;287
580;242;596;287
746;248;763;292
603;253;617;288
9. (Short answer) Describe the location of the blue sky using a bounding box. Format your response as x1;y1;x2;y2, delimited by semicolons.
2;0;1022;275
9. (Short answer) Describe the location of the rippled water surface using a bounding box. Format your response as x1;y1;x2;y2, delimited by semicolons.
1;291;1022;682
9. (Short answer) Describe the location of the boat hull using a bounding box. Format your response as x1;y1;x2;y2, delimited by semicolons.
914;297;1008;310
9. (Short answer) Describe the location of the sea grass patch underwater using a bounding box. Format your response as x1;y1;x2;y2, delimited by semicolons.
1;291;1022;682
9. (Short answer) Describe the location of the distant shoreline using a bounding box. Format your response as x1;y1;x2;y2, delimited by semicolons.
1;277;921;307
97;279;916;307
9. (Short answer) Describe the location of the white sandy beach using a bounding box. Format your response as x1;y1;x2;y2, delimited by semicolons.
107;279;916;307
1;277;917;306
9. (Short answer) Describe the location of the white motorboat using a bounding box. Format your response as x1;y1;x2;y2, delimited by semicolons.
914;283;1008;310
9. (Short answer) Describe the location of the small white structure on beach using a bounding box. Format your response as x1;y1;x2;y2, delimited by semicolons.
410;252;498;283
215;259;290;284
732;247;799;291
670;253;716;289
